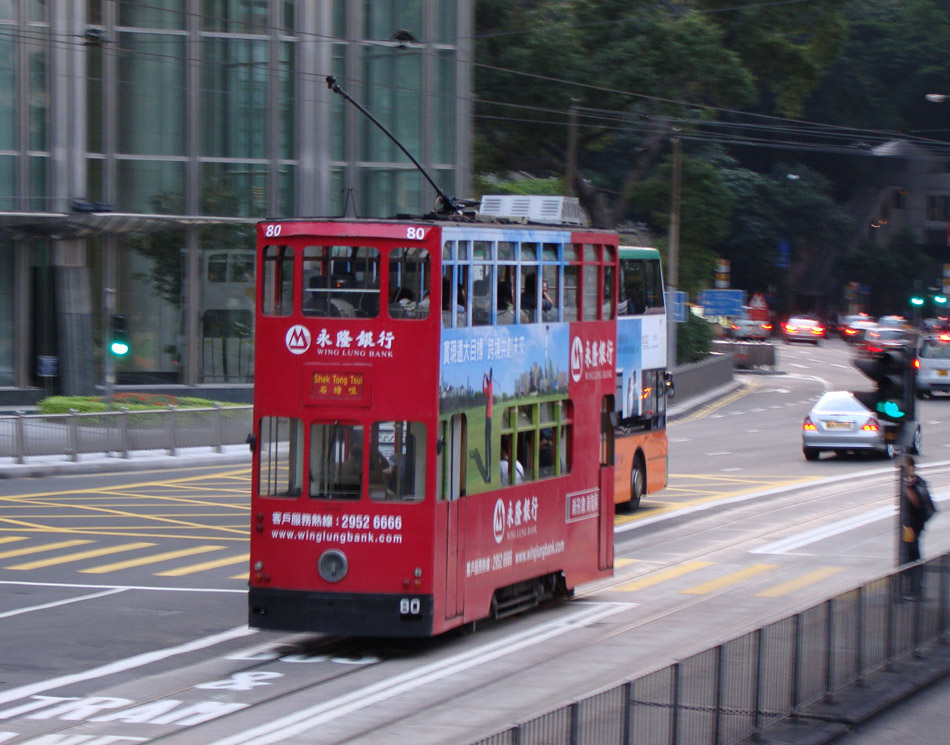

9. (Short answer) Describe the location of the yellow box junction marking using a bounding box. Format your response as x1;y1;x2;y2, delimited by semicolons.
0;539;94;560
80;545;226;574
6;542;155;570
612;561;713;592
754;567;845;598
156;553;249;576
682;564;777;595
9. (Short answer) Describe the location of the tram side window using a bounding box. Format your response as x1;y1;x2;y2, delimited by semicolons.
370;421;426;502
497;401;572;488
471;264;494;326
621;258;664;314
603;262;615;319
563;264;579;322
302;246;380;318
262;245;293;317
309;423;363;501
389;248;431;319
441;265;468;328
257;416;304;498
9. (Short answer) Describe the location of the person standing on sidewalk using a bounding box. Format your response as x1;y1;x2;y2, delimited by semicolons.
900;455;936;598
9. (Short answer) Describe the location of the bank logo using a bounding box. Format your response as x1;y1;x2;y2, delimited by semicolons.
285;325;311;355
570;335;584;382
493;498;506;544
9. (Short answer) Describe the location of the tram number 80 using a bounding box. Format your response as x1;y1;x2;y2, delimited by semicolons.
399;598;421;616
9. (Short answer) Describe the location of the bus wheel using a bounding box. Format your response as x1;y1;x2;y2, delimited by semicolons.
628;454;645;512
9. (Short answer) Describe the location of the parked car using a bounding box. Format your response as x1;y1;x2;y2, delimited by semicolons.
838;314;876;342
783;316;824;345
915;333;950;398
801;390;920;460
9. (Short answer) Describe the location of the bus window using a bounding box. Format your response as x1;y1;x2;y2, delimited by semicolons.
370;421;426;502
262;245;293;316
389;248;430;320
309;423;363;500
258;417;304;498
302;246;380;318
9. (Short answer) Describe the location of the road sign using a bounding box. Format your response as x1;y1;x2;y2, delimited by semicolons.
698;289;745;317
665;290;688;323
748;293;769;322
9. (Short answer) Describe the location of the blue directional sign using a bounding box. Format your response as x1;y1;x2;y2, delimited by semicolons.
698;289;745;317
665;290;688;323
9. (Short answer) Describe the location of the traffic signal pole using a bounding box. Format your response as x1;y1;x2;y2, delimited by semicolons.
103;287;115;409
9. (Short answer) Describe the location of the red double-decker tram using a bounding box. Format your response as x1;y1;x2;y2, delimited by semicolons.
249;214;619;636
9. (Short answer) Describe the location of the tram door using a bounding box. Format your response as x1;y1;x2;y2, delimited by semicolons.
443;414;466;619
600;397;616;571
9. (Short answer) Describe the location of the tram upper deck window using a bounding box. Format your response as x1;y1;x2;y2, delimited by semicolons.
309;423;363;501
302;246;380;318
262;245;293;316
388;248;431;319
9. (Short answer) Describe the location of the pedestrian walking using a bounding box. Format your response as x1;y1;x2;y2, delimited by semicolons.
900;455;937;598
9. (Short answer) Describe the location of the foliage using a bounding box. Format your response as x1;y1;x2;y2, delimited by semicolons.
676;311;712;365
836;230;932;316
38;394;236;414
472;175;565;198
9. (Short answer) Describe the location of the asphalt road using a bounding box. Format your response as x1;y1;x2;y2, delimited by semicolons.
1;335;949;744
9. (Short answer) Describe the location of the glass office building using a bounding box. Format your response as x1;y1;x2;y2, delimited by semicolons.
0;0;472;403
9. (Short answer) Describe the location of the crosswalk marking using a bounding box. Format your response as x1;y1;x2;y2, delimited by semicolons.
0;539;94;560
682;564;777;595
80;545;226;574
5;542;155;570
754;567;845;598
155;553;250;576
612;561;713;592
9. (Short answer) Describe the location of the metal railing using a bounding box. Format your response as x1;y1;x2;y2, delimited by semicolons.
469;553;950;745
0;405;252;462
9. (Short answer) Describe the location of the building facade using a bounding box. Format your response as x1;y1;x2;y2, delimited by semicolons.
0;0;472;404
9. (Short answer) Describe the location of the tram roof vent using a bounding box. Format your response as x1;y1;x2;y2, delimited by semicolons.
478;195;588;226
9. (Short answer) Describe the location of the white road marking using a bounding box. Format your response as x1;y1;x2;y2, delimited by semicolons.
206;604;630;745
751;492;949;555
0;626;256;706
0;587;126;619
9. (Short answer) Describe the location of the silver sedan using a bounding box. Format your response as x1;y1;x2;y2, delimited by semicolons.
801;390;919;460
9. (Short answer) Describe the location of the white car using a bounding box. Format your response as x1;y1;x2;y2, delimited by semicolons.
802;390;920;460
915;333;950;398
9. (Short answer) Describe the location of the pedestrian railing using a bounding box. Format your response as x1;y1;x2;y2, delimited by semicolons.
0;405;252;462
469;553;949;745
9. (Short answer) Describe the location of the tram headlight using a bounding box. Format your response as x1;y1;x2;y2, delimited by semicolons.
318;549;348;583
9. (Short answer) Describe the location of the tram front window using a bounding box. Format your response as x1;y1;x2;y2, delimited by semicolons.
370;421;426;502
310;423;363;500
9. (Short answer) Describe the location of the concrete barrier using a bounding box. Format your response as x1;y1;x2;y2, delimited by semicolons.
670;353;734;403
712;339;776;369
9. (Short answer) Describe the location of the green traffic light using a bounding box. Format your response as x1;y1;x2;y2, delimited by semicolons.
935;295;947;305
910;296;925;306
110;340;130;356
877;400;905;419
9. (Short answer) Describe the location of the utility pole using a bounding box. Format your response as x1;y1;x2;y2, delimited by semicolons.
566;99;578;196
667;135;682;367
